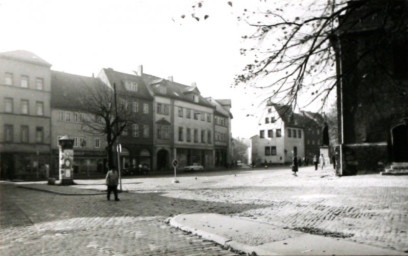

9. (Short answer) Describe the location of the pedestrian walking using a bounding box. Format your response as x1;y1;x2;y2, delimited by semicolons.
313;155;318;171
105;168;120;201
319;154;325;170
292;155;298;176
332;154;336;169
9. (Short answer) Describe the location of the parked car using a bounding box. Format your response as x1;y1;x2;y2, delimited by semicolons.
183;163;204;171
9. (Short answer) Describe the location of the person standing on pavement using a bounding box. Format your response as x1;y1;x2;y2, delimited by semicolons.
313;155;318;171
292;154;298;176
319;154;325;170
105;168;120;201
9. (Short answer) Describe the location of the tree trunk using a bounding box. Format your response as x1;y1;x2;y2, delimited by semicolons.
106;144;114;169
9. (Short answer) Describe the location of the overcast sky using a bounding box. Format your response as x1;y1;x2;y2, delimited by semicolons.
0;0;328;139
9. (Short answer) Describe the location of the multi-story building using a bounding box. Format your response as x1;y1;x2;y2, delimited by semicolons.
0;50;52;180
98;67;154;172
50;71;108;177
141;69;225;170
207;97;233;167
250;102;323;166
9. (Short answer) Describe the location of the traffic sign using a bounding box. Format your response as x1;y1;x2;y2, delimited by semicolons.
172;159;178;167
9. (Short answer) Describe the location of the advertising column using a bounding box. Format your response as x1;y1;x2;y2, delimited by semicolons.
58;135;75;185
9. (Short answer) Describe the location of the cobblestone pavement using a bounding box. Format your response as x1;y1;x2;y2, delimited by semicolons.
0;184;241;256
2;166;408;255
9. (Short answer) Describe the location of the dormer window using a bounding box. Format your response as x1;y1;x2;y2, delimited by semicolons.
193;94;199;103
124;81;138;92
158;86;167;94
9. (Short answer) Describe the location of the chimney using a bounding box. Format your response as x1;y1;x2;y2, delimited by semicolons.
137;65;143;76
168;76;173;82
92;73;94;78
191;82;197;87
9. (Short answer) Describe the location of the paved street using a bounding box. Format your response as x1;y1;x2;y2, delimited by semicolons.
1;166;408;255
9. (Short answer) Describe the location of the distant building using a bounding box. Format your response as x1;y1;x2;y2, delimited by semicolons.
140;69;233;170
207;98;233;167
250;102;323;166
0;50;52;180
98;67;154;172
333;0;408;174
50;71;108;177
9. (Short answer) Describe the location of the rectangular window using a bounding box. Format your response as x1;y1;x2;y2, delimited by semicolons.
21;99;29;114
79;137;86;148
288;129;292;137
271;146;277;155
65;112;71;121
143;125;149;138
178;127;183;142
157;125;170;140
132;101;139;113
194;129;198;143
157;103;162;114
143;103;149;114
201;112;205;121
260;130;265;138
268;129;273;138
193;94;199;103
36;101;44;116
35;127;44;143
298;130;302;138
35;77;44;90
95;138;100;148
5;72;13;85
132;124;139;137
21;125;29;143
5;98;13;113
293;129;297;138
73;137;79;147
265;117;269;124
201;130;205;143
187;128;191;142
178;107;183;117
163;104;169;115
276;129;282;137
207;113;211;122
4;124;13;142
186;109;191;119
265;146;271;156
73;113;79;122
21;75;29;88
207;130;212;144
194;112;200;120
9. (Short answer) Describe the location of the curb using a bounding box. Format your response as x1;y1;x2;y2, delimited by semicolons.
17;185;105;196
169;215;262;255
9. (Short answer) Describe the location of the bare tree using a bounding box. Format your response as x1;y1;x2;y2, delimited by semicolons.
183;0;407;110
80;83;137;169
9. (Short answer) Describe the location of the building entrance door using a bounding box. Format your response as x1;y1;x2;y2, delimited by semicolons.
392;124;408;162
157;149;168;170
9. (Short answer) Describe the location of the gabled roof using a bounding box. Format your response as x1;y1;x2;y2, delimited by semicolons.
269;103;323;128
0;50;51;67
102;68;153;100
206;97;233;118
141;73;214;108
51;70;105;111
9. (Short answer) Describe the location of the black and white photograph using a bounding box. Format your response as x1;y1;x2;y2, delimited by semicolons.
0;0;407;255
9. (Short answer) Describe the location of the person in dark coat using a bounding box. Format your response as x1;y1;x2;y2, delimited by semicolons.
292;155;298;176
313;155;318;171
105;168;120;201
